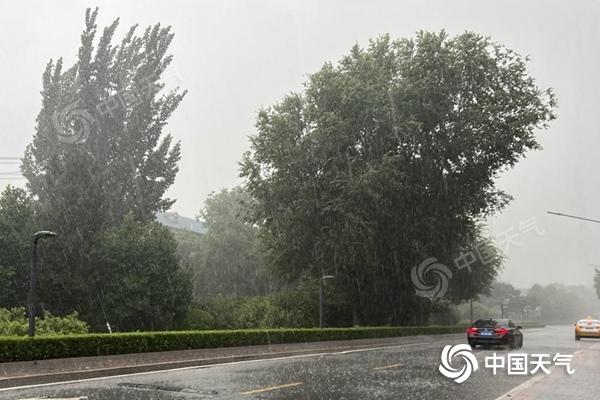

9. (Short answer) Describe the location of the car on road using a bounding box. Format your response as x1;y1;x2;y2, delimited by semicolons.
574;318;600;340
467;318;523;349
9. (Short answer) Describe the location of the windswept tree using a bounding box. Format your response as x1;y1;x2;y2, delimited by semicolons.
20;8;188;324
241;32;556;325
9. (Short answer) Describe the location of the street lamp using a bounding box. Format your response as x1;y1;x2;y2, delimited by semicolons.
29;231;57;337
469;297;478;324
319;275;335;329
500;298;509;319
546;211;600;224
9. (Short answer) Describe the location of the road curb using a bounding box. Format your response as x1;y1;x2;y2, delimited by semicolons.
0;337;458;390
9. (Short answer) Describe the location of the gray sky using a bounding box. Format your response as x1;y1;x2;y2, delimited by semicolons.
1;0;599;288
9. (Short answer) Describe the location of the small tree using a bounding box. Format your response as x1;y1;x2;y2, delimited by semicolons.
91;215;192;331
188;187;275;298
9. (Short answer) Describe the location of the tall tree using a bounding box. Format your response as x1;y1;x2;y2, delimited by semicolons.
241;32;556;325
20;8;187;320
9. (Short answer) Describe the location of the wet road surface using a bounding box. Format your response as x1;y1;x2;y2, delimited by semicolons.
1;325;596;400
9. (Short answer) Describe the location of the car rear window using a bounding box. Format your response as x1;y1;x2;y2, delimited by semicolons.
474;319;509;328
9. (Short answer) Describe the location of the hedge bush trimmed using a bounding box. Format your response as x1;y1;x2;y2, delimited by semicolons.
519;322;545;329
0;326;468;363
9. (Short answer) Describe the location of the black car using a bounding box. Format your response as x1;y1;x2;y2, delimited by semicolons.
467;318;523;349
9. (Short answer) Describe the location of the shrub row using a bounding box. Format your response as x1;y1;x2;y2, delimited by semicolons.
519;322;546;329
0;325;468;363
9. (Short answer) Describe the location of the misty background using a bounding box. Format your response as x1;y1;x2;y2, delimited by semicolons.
0;0;598;288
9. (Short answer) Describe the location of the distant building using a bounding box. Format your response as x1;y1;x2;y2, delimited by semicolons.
155;211;206;235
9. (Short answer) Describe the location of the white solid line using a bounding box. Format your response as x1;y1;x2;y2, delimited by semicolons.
239;381;303;395
0;340;444;392
19;398;87;400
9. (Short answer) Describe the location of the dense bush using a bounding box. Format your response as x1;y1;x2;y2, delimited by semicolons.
0;307;89;336
0;325;467;362
187;290;320;330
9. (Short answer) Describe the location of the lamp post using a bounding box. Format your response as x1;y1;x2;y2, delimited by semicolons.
29;231;57;337
500;299;509;319
319;275;335;329
470;299;474;324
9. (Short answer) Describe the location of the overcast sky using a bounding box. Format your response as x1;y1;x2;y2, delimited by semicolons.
1;0;599;288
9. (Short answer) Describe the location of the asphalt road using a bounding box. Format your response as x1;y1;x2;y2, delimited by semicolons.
1;325;597;400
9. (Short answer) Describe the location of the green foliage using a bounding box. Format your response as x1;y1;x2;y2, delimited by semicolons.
474;281;600;324
90;215;193;331
595;270;600;300
0;325;467;362
19;8;187;324
186;290;319;330
0;187;36;307
455;301;496;324
178;187;276;299
527;283;600;324
0;307;88;336
446;233;504;303
241;32;555;325
35;311;90;336
429;302;461;326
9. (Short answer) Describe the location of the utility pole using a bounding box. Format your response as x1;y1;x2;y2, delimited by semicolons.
470;299;474;324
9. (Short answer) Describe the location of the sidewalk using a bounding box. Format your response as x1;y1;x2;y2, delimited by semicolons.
0;333;461;389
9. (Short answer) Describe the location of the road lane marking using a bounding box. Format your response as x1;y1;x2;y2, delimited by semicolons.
19;398;87;400
373;363;402;370
495;350;584;400
240;382;302;395
492;372;549;400
0;339;458;392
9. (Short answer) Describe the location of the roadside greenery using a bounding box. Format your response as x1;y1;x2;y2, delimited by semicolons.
0;307;88;336
0;326;467;362
186;290;319;330
179;188;278;299
0;11;561;334
456;281;600;324
241;32;555;325
2;9;192;333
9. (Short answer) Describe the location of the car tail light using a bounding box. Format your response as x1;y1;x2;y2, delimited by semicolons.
494;327;509;336
467;327;478;334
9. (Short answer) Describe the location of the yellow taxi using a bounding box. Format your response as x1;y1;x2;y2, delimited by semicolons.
575;317;600;340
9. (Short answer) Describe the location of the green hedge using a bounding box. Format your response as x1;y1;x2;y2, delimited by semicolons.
519;322;545;329
0;326;467;363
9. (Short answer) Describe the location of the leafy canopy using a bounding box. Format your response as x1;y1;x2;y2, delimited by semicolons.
241;32;556;325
